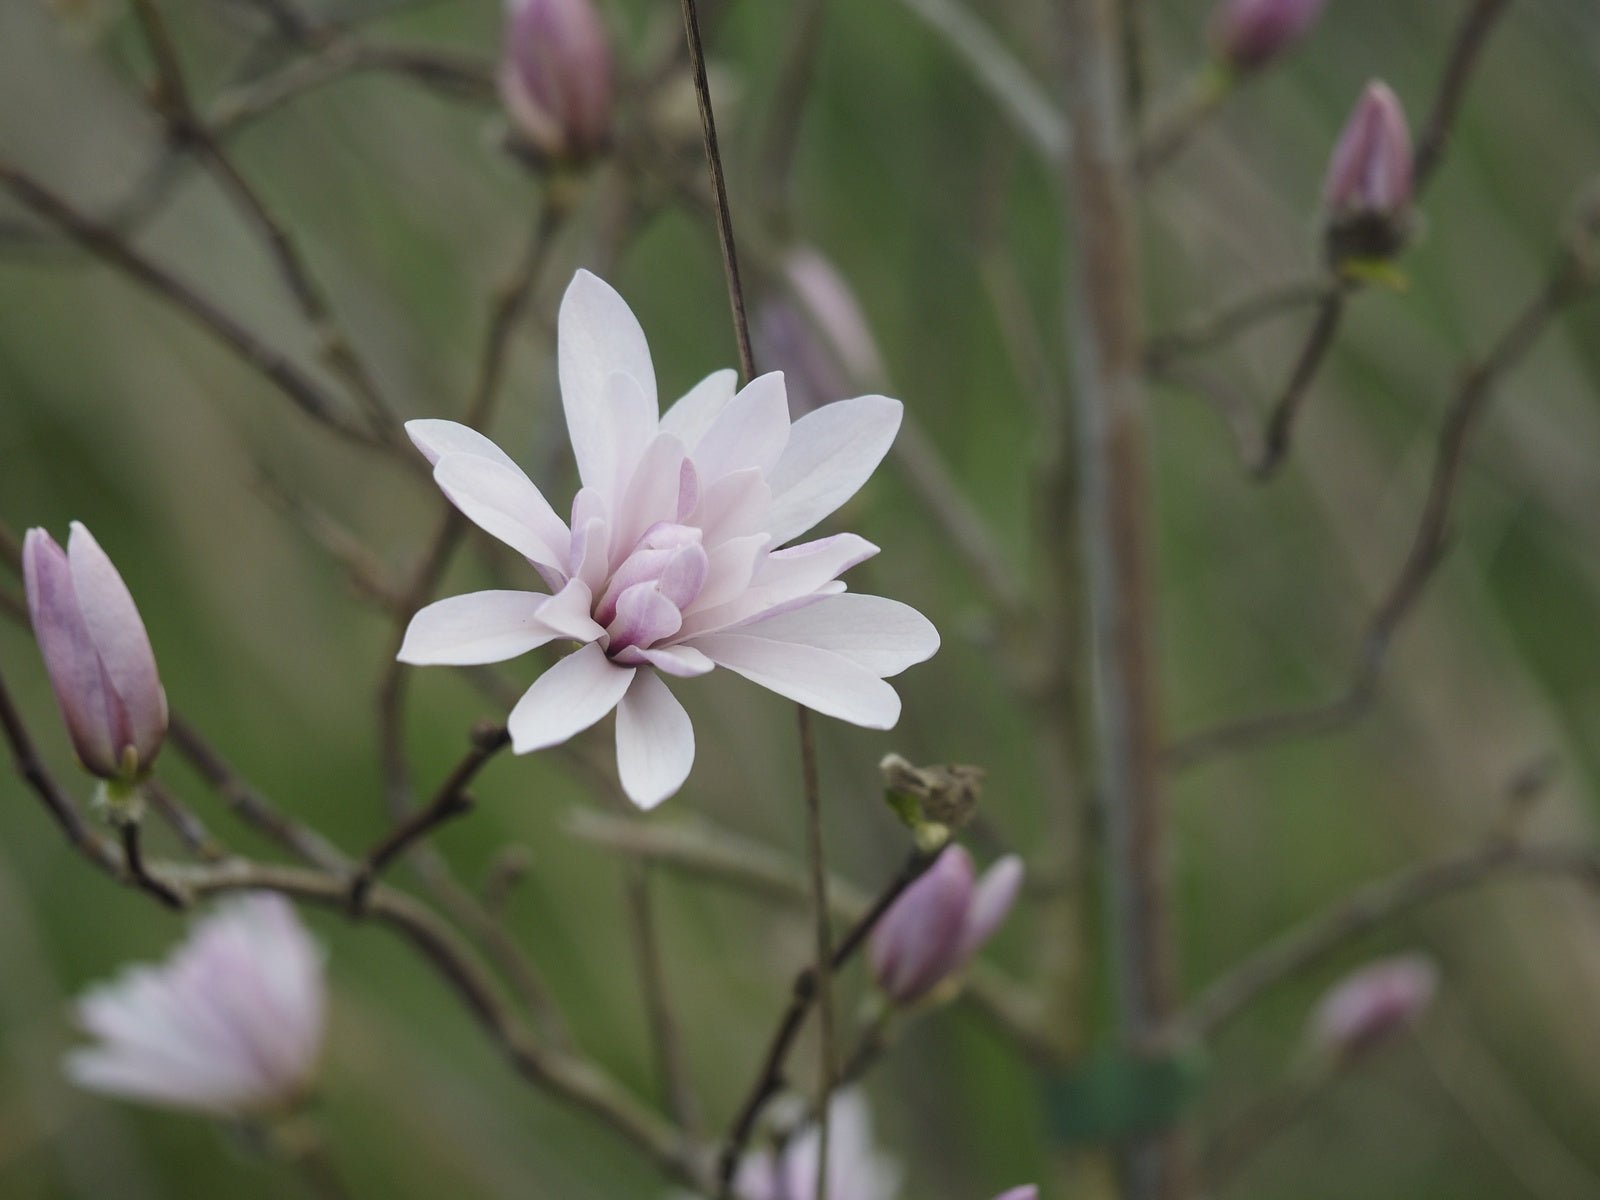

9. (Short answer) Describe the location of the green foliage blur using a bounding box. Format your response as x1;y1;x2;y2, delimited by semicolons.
3;1;1600;1197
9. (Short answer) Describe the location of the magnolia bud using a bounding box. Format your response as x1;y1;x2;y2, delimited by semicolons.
1309;954;1437;1060
753;249;887;418
1211;0;1329;73
1322;81;1415;265
499;0;614;165
869;846;1023;1005
23;523;167;782
992;1189;1040;1200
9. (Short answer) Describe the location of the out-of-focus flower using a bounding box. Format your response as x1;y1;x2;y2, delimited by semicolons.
66;894;326;1117
869;846;1023;1005
23;523;167;782
399;270;939;809
1210;0;1329;72
733;1090;904;1200
1308;954;1437;1059
499;0;614;164
1322;81;1414;264
753;249;887;418
991;1189;1040;1200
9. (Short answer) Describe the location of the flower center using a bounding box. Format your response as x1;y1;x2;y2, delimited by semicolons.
595;522;709;654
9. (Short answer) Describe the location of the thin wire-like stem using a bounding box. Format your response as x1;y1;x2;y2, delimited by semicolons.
796;707;834;1200
1252;285;1348;479
1166;250;1596;770
679;0;756;380
119;820;187;909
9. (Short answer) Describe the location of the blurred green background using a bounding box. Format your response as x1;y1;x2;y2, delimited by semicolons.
4;0;1600;1196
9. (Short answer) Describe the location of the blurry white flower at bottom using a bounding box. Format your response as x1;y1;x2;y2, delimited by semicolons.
66;893;326;1117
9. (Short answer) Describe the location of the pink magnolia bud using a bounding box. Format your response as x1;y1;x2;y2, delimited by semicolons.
1322;81;1414;263
1309;954;1437;1059
499;0;614;164
23;523;167;781
1211;0;1329;72
992;1189;1040;1200
753;249;887;417
67;894;326;1116
869;846;1024;1005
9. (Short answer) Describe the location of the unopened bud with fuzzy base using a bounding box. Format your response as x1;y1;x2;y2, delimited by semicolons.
499;0;614;166
23;523;167;794
1322;81;1415;269
1211;0;1329;74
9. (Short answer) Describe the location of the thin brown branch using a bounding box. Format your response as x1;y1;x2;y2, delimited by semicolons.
347;722;509;911
679;0;756;381
714;848;938;1197
1171;839;1600;1044
145;778;229;862
1166;252;1595;770
0;163;375;447
1251;284;1349;479
1144;279;1331;369
119;821;187;909
1412;0;1515;196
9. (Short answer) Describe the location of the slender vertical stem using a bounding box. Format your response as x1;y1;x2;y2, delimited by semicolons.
1058;0;1181;1198
797;706;835;1199
679;0;756;381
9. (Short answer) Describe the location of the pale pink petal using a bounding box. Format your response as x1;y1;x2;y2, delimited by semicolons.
607;583;684;651
609;434;688;558
507;642;634;753
535;578;606;644
599;371;657;504
659;368;738;446
955;854;1024;962
870;846;975;1002
688;371;791;483
731;593;939;676
66;523;166;763
689;634;900;728
614;671;695;809
692;467;772;547
992;1189;1040;1200
24;529;118;776
397;590;556;665
405;419;523;471
692;533;770;611
613;643;716;676
433;454;571;573
765;395;902;546
679;534;877;638
559;270;657;490
569;514;612;594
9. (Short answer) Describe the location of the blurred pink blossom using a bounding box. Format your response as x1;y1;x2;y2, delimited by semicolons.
399;270;939;808
499;0;614;163
1210;0;1329;72
733;1090;903;1200
66;894;326;1116
23;523;167;781
1323;80;1413;222
1309;953;1437;1058
869;846;1024;1004
754;248;887;418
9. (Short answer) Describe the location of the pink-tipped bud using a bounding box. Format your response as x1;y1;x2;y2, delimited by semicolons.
1211;0;1329;72
499;0;614;164
1322;81;1415;263
23;523;167;781
1309;954;1437;1059
869;847;1024;1005
753;249;887;418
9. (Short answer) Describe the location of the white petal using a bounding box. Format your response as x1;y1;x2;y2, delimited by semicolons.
533;578;606;644
559;270;658;491
659;368;738;447
569;514;612;594
615;672;695;809
406;420;522;471
614;643;716;677
600;371;658;505
397;591;556;665
689;372;791;483
765;395;903;545
508;643;635;753
692;533;770;611
730;593;939;677
434;454;570;573
609;434;688;558
690;634;901;728
692;468;771;546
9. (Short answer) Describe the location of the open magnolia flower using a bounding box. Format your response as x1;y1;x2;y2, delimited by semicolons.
399;270;939;808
